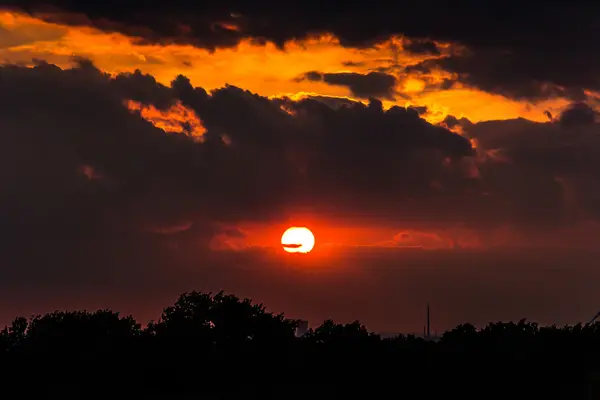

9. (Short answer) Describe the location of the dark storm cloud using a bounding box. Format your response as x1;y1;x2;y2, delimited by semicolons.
447;103;600;223
408;105;428;116
299;94;357;110
413;53;594;102
402;39;440;56
300;71;398;99
558;102;599;127
3;1;600;100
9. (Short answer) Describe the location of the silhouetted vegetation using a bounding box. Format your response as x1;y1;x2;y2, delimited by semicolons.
1;291;599;399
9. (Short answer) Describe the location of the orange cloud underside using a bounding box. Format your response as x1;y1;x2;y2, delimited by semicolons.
126;100;207;141
0;10;571;124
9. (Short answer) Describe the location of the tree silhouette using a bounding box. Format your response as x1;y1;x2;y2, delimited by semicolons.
153;291;298;345
0;290;598;399
304;319;378;346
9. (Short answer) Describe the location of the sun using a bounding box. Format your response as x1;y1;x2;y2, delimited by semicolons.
281;227;315;253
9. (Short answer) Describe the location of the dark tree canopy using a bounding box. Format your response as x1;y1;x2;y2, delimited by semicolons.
0;290;599;399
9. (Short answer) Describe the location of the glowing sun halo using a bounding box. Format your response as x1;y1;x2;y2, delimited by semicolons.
281;227;315;253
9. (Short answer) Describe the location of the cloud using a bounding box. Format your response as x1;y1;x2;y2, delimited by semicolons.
299;71;399;100
4;1;600;102
413;52;593;102
445;103;600;228
558;102;599;127
209;226;248;251
402;38;440;56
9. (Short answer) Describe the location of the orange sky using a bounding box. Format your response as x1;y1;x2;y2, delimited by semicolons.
0;10;571;124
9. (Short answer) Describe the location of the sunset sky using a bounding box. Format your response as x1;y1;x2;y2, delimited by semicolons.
1;1;600;333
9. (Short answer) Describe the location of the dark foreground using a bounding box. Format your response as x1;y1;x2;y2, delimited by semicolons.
1;291;598;399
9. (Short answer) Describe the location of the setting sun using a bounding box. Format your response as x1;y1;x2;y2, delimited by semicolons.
281;227;315;253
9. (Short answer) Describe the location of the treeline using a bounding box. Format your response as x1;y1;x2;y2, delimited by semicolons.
1;291;599;399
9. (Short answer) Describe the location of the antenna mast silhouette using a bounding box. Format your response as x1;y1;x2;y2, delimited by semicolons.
426;303;431;339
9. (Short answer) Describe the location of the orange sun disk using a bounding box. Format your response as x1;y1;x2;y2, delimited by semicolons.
281;227;315;253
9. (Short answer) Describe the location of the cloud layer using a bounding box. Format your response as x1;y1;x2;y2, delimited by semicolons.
0;60;480;235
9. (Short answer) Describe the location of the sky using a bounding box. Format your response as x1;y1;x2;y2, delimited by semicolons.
1;1;600;333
